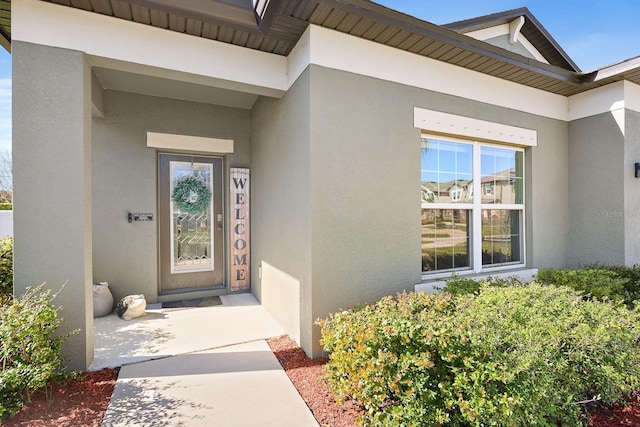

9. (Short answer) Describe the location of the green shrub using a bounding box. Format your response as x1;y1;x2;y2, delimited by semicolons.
588;264;640;304
441;274;523;296
0;203;11;211
0;284;72;420
536;268;629;305
0;237;13;299
319;291;458;426
319;285;640;426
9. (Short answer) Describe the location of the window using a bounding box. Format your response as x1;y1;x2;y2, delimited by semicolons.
421;136;524;274
483;183;493;196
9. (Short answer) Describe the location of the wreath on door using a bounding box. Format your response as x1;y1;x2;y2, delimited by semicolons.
171;175;212;214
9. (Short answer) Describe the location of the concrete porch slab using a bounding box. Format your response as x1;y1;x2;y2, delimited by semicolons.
90;294;285;371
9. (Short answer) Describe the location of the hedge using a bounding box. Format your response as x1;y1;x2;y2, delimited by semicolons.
320;284;640;426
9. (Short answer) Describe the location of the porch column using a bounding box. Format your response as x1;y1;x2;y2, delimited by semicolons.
12;41;93;370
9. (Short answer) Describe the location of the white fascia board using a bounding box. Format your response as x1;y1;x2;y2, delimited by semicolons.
414;107;538;147
13;0;288;96
287;26;311;87
568;81;625;121
625;80;640;114
568;80;640;121
302;25;567;121
147;132;234;153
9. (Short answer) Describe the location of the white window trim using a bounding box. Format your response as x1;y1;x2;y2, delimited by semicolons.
147;132;234;153
415;268;539;293
421;134;526;278
414;108;537;147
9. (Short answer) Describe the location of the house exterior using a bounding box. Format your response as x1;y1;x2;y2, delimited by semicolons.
9;0;640;370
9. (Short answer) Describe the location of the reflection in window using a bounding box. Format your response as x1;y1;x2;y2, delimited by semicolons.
421;136;525;274
421;139;473;203
481;147;523;204
482;210;521;266
421;209;470;272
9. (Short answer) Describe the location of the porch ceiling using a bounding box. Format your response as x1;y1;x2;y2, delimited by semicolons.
93;67;260;109
38;0;640;97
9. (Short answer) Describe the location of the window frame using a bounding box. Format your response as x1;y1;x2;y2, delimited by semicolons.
421;134;526;279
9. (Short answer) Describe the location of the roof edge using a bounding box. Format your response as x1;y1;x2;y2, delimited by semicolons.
324;0;581;85
581;55;640;83
0;27;9;53
443;7;580;72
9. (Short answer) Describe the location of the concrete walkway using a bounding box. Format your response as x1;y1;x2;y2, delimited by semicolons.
95;294;319;427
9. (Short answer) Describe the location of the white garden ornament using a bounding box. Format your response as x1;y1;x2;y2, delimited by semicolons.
116;294;147;320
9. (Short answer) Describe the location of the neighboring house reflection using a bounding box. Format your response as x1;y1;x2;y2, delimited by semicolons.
421;167;519;206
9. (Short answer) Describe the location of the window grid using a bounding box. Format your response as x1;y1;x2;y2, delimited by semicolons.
421;136;525;275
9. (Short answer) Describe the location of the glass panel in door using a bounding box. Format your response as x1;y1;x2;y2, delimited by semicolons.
158;154;224;293
171;161;214;273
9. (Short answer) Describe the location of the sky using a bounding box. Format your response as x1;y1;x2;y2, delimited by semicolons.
375;0;640;72
1;1;640;154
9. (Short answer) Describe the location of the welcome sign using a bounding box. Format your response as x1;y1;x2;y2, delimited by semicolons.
230;168;250;291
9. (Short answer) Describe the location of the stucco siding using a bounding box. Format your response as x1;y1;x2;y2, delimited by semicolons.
13;41;94;370
568;112;625;266
528;119;570;269
92;91;251;304
306;65;569;357
625;109;640;265
251;70;312;350
308;65;420;357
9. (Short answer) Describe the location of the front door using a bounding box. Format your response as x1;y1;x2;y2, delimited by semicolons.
158;154;224;293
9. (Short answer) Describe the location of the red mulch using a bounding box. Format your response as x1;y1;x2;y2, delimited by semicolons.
3;338;640;426
2;368;119;427
267;335;362;427
587;393;640;427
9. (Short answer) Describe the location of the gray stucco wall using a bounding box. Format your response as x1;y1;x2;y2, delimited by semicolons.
92;90;251;304
624;109;640;265
12;41;572;367
305;65;569;357
13;42;94;370
528;115;570;270
308;66;421;358
568;112;625;266
251;70;311;349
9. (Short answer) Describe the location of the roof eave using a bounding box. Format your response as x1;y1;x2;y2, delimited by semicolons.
521;10;580;72
581;56;640;83
444;7;531;32
0;29;8;53
0;0;9;53
443;7;580;72
127;0;261;34
322;0;581;85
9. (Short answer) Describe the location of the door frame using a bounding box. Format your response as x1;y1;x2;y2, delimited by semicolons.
157;152;226;294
